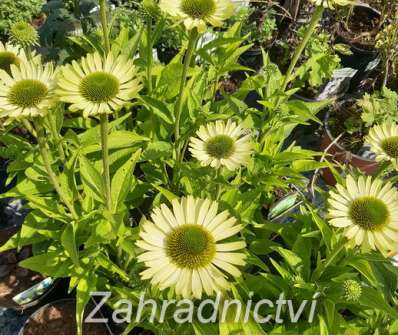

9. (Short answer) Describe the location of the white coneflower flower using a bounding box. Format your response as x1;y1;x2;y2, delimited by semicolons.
366;123;398;168
159;0;234;33
309;0;352;10
189;120;252;171
0;42;27;73
9;22;39;48
136;196;246;299
328;175;398;253
56;52;142;118
0;59;56;119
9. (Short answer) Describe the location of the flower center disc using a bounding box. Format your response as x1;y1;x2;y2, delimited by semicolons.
0;52;19;73
349;196;389;230
9;79;48;108
205;135;235;159
180;0;216;19
381;136;398;159
80;72;119;103
166;224;216;269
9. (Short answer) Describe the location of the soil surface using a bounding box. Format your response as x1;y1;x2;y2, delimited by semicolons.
0;244;44;309
21;300;109;335
337;6;382;49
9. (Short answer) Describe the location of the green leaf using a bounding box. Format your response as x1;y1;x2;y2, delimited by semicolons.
26;195;69;222
141;141;172;161
79;155;105;204
78;113;131;145
292;160;330;172
153;185;178;203
158;62;183;99
1;178;53;198
286;100;322;124
96;254;129;282
311;211;333;252
193;322;218;335
19;251;75;278
111;150;141;212
347;258;378;287
76;273;97;335
359;287;398;318
140;96;174;125
272;247;303;271
61;223;80;266
59;151;79;203
81;131;149;154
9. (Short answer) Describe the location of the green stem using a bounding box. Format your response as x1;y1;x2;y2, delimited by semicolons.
215;168;222;200
280;6;324;93
174;29;199;162
100;114;112;211
211;72;219;102
99;0;111;53
146;19;153;94
99;0;113;213
382;59;389;88
34;119;78;220
146;18;156;139
47;114;66;162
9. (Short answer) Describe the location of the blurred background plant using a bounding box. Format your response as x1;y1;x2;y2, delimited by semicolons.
375;18;398;88
239;6;278;47
0;0;45;39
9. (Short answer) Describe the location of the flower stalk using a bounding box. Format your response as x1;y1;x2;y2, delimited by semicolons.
34;119;78;220
98;0;113;212
146;19;153;94
100;114;112;211
99;0;111;54
280;6;324;93
174;28;199;162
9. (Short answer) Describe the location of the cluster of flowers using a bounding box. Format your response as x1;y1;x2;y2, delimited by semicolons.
1;0;397;303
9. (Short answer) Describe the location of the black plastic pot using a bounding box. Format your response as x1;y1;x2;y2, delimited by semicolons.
18;298;114;335
335;4;382;93
156;47;178;64
0;223;63;312
239;48;263;71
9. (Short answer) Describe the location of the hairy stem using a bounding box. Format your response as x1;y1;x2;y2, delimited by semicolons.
98;0;113;213
34;119;78;220
100;114;112;211
99;0;111;53
146;19;153;94
174;29;199;162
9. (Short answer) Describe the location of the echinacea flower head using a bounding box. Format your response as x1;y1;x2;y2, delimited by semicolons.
9;22;39;48
159;0;234;33
136;196;246;299
189;120;252;171
328;175;398;253
309;0;352;10
56;52;142;118
0;42;25;74
366;123;398;168
343;280;362;302
0;59;56;119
